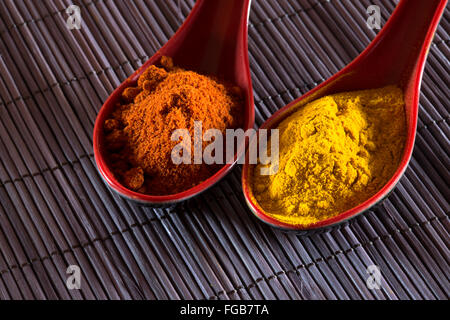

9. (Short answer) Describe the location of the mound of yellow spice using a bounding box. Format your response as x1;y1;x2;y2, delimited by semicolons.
252;86;406;226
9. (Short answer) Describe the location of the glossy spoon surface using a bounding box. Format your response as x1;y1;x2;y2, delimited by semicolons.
94;0;254;205
242;0;447;232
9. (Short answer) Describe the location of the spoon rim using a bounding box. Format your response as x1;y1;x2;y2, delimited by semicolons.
93;64;254;205
242;134;411;231
241;0;446;231
93;0;255;205
241;82;415;230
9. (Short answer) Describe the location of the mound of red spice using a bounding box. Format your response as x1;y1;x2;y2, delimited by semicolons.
103;57;243;195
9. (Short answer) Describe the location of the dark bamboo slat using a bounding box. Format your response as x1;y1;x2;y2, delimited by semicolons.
0;0;448;300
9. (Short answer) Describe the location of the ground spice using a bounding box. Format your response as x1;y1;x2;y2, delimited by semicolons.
104;57;243;195
252;86;406;226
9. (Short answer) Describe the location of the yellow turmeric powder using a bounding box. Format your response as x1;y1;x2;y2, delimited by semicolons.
252;86;406;226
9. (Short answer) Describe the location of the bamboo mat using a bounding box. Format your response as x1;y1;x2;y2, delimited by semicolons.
0;0;448;300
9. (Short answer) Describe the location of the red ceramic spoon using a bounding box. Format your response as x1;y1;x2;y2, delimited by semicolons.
93;0;254;205
242;0;447;232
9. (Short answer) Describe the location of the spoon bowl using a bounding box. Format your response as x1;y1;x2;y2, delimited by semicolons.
242;0;447;233
93;0;254;206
